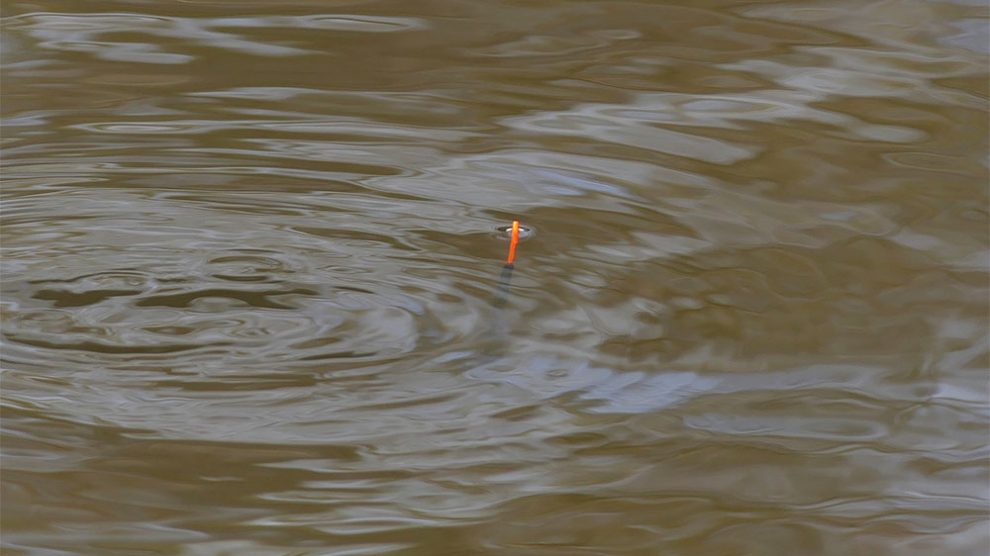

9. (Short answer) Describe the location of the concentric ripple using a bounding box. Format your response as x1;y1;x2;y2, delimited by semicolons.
1;188;522;442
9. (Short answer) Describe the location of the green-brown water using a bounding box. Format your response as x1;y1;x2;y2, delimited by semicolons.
2;1;988;554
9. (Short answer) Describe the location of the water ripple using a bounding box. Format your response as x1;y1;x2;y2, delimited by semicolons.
2;0;987;554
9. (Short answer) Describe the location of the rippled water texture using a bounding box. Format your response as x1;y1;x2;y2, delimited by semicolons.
2;1;988;554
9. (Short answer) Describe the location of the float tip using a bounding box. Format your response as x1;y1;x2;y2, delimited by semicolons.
506;220;521;265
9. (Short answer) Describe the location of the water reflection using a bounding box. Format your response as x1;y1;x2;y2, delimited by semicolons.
2;0;987;554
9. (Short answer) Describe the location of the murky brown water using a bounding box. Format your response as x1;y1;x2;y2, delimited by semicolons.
2;0;988;554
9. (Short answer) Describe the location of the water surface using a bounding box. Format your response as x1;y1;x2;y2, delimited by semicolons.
2;0;988;554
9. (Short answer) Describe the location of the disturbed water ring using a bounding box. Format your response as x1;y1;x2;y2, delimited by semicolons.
495;223;535;242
